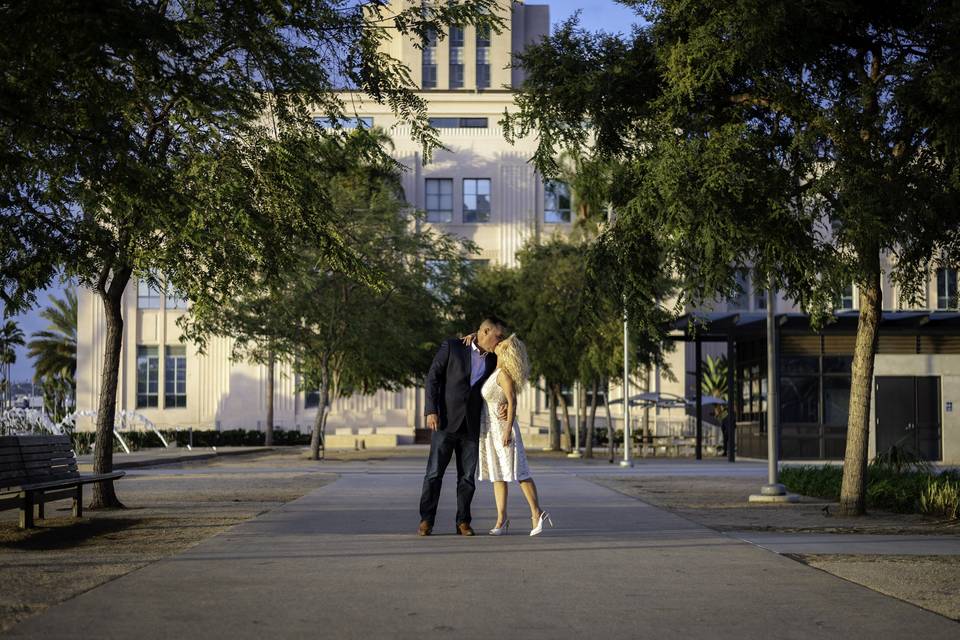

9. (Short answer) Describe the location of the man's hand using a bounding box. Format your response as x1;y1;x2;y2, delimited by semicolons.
426;414;439;431
497;402;508;421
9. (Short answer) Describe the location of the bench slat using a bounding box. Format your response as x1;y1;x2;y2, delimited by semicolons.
19;450;76;460
15;435;72;445
18;445;74;454
21;471;124;491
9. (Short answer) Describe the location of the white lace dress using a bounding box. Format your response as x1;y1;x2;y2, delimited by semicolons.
477;369;532;482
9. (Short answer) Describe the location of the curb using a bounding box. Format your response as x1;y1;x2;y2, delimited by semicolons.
78;447;275;470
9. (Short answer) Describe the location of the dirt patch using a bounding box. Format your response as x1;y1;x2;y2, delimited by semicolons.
589;475;960;534
796;555;960;621
0;450;335;633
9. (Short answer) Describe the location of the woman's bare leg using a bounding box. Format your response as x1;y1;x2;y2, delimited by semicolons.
519;478;542;526
493;481;508;527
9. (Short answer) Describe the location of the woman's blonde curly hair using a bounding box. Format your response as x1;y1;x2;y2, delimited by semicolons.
495;334;530;389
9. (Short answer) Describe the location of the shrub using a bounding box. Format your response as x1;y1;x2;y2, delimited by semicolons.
919;478;960;520
781;465;960;516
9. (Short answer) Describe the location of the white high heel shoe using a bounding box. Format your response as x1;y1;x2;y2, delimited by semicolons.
530;511;554;537
489;520;510;536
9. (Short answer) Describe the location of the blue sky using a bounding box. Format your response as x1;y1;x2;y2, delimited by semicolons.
542;0;642;33
542;1;642;33
4;1;643;383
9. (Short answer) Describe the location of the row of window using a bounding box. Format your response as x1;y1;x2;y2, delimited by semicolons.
729;268;960;311
425;178;572;224
137;281;188;310
314;116;491;130
137;345;187;409
423;25;491;90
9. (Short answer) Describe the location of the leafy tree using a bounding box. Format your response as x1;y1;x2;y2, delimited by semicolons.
505;3;960;514
185;131;472;460
1;0;501;507
27;290;77;420
0;320;24;409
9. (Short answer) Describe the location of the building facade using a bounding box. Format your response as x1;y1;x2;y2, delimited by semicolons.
75;0;960;462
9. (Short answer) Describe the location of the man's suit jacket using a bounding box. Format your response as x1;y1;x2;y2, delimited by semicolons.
424;338;498;438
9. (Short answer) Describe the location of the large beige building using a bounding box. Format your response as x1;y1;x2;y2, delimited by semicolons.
77;1;657;450
76;0;960;462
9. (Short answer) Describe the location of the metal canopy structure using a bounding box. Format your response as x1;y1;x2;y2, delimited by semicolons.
664;309;960;463
669;310;960;341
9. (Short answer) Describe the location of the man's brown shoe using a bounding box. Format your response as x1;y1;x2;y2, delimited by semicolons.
456;523;475;536
418;521;433;536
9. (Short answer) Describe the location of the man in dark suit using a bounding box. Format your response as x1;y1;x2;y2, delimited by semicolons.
418;317;507;536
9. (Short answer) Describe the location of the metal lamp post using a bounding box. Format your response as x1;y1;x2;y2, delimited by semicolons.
750;280;798;503
621;305;633;468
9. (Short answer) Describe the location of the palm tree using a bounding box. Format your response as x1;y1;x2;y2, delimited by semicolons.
27;290;77;419
701;354;730;452
0;320;26;409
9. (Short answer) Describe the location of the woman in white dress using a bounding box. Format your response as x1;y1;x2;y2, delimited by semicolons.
475;334;553;536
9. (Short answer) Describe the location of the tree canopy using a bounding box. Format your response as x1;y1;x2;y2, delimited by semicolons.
505;1;960;513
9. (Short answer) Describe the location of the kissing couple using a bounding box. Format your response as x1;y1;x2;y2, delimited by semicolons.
417;316;553;537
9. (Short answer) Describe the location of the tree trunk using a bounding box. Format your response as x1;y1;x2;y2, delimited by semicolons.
91;267;132;509
578;382;588;453
548;383;560;451
585;379;599;458
839;259;882;516
643;365;652;457
604;378;616;462
309;368;329;461
265;352;275;446
558;387;573;451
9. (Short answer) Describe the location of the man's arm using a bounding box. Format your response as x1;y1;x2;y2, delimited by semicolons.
424;340;451;430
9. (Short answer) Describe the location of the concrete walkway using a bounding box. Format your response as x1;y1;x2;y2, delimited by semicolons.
8;459;958;639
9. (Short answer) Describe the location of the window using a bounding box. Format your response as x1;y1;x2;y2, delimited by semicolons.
754;268;767;310
165;285;188;310
422;28;437;89
425;178;453;222
476;24;491;47
937;268;957;309
428;117;488;128
544;180;571;223
137;346;159;408
836;283;855;310
476;27;490;88
164;345;187;408
449;26;464;88
137;279;161;309
463;178;491;223
425;259;450;300
313;116;373;129
450;25;465;47
729;268;749;310
305;390;320;409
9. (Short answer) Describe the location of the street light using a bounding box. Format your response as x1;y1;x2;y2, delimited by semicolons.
750;281;798;503
621;304;633;468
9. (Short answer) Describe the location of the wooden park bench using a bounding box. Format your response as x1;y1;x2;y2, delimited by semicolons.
0;434;125;529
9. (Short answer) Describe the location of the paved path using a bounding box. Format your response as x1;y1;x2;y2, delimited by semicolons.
8;459;958;639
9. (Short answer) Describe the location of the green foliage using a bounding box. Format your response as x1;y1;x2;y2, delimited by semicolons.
27;289;77;420
870;444;933;475
919;478;959;520
701;355;728;422
781;465;960;516
69;428;310;455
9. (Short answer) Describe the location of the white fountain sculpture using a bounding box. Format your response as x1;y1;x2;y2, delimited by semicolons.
0;408;62;436
66;410;172;453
